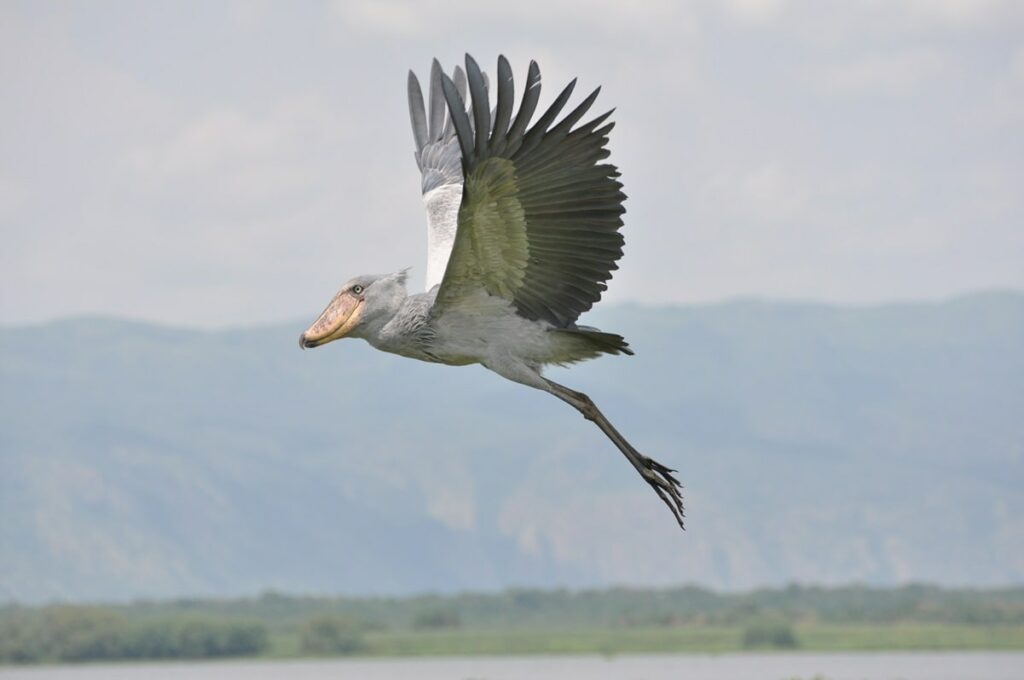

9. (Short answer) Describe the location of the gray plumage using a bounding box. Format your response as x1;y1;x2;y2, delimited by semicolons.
407;62;467;288
301;55;684;529
408;61;464;194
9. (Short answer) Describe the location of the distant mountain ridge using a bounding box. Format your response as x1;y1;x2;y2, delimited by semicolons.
1;292;1022;602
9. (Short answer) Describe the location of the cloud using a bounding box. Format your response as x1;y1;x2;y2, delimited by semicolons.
893;0;1017;27
718;0;1023;48
329;0;421;37
808;49;946;97
700;162;812;227
329;0;686;39
123;95;339;218
1012;46;1024;81
720;0;789;22
0;174;28;223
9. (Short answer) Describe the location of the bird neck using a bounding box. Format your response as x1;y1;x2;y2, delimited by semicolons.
363;293;434;359
359;304;401;343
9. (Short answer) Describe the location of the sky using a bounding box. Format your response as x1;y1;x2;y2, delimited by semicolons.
1;0;1022;327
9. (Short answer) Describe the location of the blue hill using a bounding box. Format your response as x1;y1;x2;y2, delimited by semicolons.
1;293;1021;602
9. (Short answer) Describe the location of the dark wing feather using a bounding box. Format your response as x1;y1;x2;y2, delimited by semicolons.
490;56;514;153
407;71;428;153
433;54;626;328
427;60;446;141
409;61;464;194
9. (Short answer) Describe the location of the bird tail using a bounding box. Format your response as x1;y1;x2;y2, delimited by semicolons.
551;327;634;357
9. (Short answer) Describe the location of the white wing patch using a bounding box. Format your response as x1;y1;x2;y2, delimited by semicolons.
423;183;463;290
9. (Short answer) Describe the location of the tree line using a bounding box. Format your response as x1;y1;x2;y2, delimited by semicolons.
0;606;267;664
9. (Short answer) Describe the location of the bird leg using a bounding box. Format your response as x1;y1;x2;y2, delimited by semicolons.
544;379;685;530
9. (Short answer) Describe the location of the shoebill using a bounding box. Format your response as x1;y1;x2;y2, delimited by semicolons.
300;54;684;529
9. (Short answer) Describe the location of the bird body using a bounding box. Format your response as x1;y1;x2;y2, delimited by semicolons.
301;55;685;528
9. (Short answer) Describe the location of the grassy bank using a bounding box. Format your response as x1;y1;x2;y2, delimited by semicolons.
262;624;1024;658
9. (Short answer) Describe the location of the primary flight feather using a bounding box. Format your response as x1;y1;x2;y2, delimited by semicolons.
301;54;685;528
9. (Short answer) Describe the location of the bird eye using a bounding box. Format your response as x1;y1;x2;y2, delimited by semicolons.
351;285;364;295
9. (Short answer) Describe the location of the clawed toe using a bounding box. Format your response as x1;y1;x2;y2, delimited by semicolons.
640;456;685;530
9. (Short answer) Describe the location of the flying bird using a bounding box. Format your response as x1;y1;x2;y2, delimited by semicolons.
300;55;684;528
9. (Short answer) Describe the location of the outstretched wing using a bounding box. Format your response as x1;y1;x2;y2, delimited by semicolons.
431;54;626;328
407;61;469;291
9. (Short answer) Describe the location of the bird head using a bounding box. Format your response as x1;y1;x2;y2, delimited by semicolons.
300;271;408;349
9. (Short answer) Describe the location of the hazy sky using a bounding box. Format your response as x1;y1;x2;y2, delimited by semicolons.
2;0;1022;327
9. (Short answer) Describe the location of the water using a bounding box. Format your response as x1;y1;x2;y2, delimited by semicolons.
1;653;1021;680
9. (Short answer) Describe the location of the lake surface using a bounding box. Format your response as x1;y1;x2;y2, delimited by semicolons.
2;652;1022;680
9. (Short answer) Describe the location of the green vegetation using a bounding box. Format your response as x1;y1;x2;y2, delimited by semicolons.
2;584;1024;664
356;624;1024;656
0;606;267;664
412;607;462;630
742;617;799;649
298;615;367;655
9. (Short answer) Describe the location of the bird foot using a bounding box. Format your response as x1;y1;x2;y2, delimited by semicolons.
639;455;685;530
